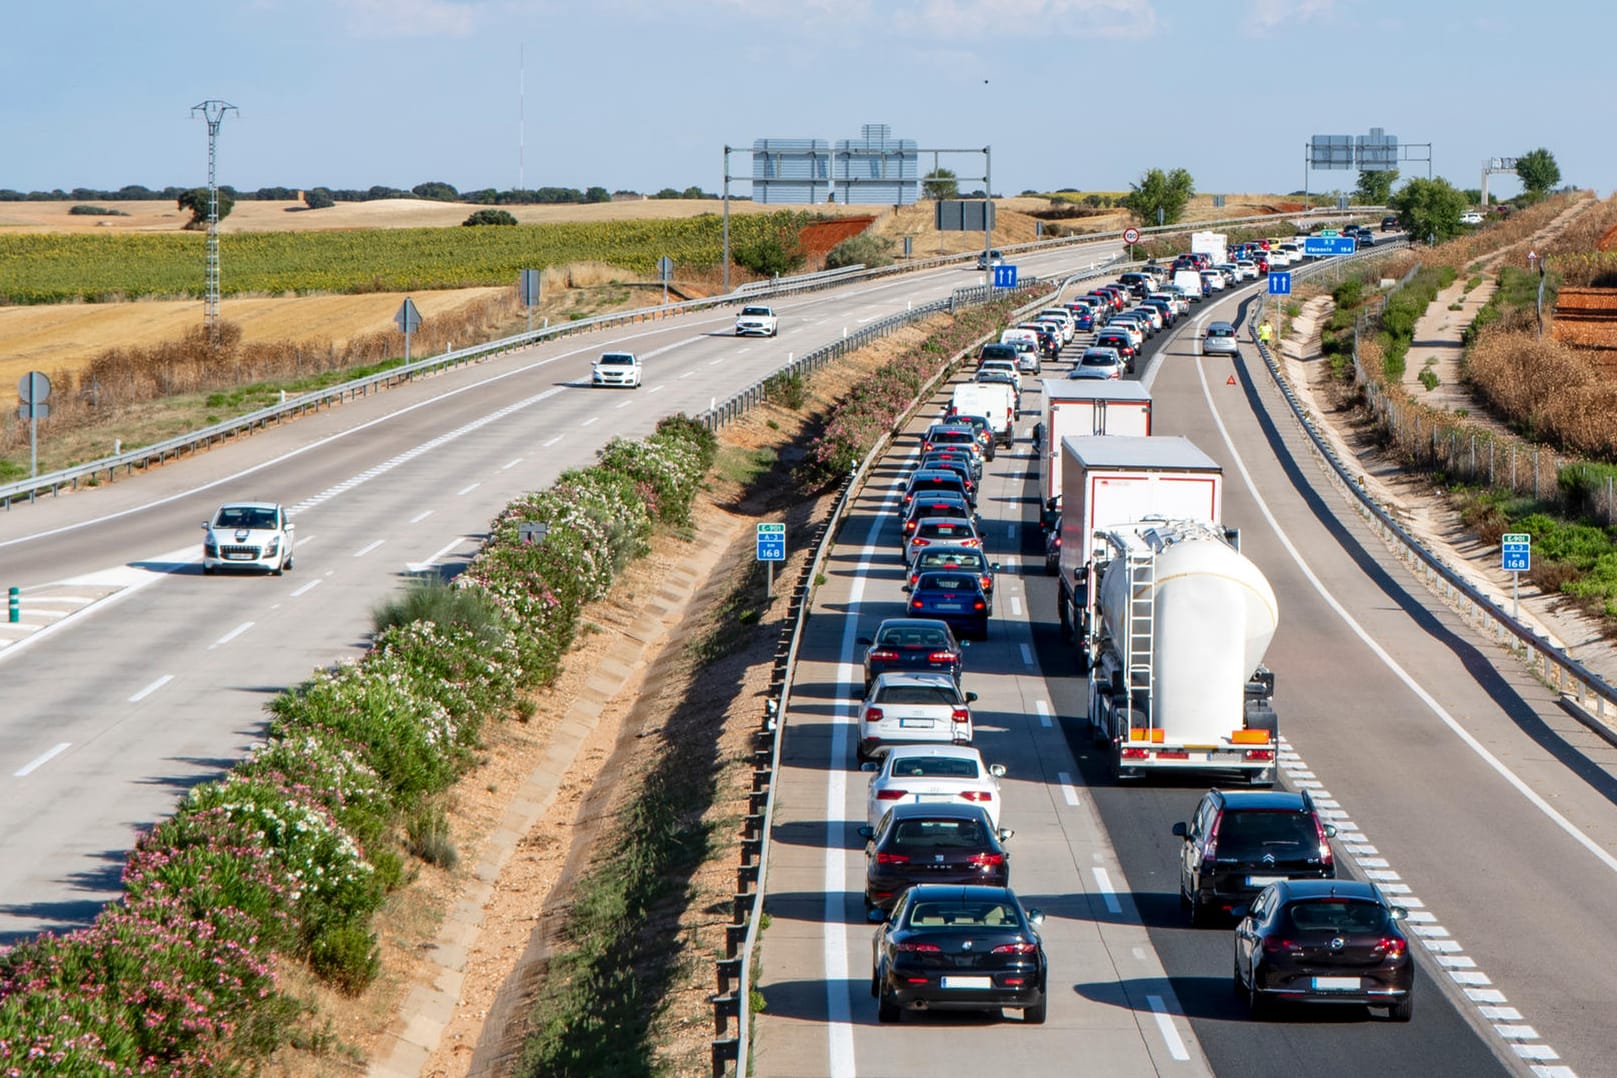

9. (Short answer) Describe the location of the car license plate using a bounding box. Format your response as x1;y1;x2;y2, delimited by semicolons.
916;793;955;803
934;603;963;612
940;976;992;990
226;552;252;559
1246;875;1286;886
1312;977;1359;991
898;718;935;729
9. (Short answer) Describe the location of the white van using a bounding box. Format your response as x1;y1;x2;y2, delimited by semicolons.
1172;270;1206;301
950;381;1017;447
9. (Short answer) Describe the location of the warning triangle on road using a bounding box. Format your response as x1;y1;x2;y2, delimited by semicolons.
1226;374;1237;385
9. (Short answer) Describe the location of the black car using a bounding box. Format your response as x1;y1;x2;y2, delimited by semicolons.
1381;215;1399;232
1172;788;1336;926
902;469;971;510
908;569;989;639
860;802;1011;914
1091;330;1137;372
944;412;997;460
902;495;979;546
860;618;966;692
872;884;1047;1024
977;342;1019;365
1234;879;1413;1021
916;456;978;500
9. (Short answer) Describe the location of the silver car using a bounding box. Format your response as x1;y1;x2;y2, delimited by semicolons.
1068;347;1125;380
1203;321;1240;356
857;672;978;762
202;501;294;575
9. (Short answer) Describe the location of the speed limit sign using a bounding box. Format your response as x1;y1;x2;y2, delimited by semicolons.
1123;227;1140;244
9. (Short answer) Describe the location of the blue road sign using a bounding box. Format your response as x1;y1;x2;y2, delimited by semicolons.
1267;271;1292;296
1304;236;1358;257
1501;532;1531;572
992;264;1019;289
757;522;786;562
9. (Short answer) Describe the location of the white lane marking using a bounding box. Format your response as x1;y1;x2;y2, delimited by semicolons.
1035;699;1053;728
1057;771;1081;806
14;743;71;777
542;436;563;448
409;510;434;524
1018;642;1034;667
649;384;667;394
580;416;599;427
413;535;470;569
1145;995;1191;1062
1200;354;1617;880
455;482;480;496
1495;1025;1541;1040
290;579;322;598
501;458;522;470
213;621;254;647
129;674;173;703
615;399;635;409
1132;946;1147;961
353;540;385;558
1481;1005;1524;1021
1010;596;1023;617
642;335;704;359
709;358;725;366
1090;866;1121;912
1006;523;1017;539
679;370;695;379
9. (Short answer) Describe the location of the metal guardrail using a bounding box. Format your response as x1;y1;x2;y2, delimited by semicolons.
709;260;1139;1075
1248;246;1617;734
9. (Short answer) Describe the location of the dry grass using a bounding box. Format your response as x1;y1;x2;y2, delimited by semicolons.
1467;329;1617;458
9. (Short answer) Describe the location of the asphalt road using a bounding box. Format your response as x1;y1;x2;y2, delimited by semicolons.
754;263;1617;1078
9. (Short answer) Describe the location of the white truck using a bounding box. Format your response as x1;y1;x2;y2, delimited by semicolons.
1190;230;1228;264
1054;435;1279;784
1037;380;1152;510
949;381;1017;447
735;305;779;337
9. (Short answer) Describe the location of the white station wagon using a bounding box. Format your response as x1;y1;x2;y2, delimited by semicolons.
863;744;1007;830
202;501;295;575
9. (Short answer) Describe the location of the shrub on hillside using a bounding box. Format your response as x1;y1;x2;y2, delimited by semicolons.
825;232;895;269
464;208;518;226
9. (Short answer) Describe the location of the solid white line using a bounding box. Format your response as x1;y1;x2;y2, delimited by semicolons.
129;674;173;703
1199;356;1617;877
1146;995;1192;1062
409;510;434;524
1035;699;1053;728
290;579;322;598
354;540;385;558
1057;771;1080;806
501;458;522;470
456;482;480;495
14;742;70;777
1090;866;1121;912
213;621;254;647
542;436;563;448
1019;642;1034;667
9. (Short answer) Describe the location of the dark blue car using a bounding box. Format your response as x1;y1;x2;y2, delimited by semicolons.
909;570;989;640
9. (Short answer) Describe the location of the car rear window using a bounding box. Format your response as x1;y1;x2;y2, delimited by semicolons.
916;551;984;572
1217;810;1317;856
1207;325;1235;338
891;818;985;847
908;901;1018;927
920;522;973;538
980;344;1018;361
876;683;963;706
877;627;950;647
1283;900;1389;934
888;756;979;779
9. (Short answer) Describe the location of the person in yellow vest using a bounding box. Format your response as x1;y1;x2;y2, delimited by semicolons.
1257;320;1274;346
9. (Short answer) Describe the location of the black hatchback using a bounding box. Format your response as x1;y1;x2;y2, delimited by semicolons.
861;802;1011;914
1173;788;1336;926
860;618;965;692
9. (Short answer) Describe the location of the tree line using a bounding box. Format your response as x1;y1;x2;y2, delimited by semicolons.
0;182;718;205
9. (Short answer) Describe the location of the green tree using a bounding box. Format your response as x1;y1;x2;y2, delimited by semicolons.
303;187;335;210
1515;148;1561;197
1388;177;1469;244
411;181;460;201
584;186;612;203
1354;168;1398;205
1121;167;1194;227
462;208;518;226
921;168;959;200
176;187;235;229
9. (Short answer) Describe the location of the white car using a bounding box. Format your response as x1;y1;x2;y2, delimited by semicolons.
1460;211;1485;225
1037;308;1076;342
591;351;642;388
857;671;977;762
863;744;1008;830
976;357;1022;394
1234;259;1258;280
734;305;779;337
1199;269;1226;292
202;501;294;575
1264;247;1292;268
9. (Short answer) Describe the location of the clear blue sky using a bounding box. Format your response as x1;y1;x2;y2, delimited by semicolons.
3;0;1607;201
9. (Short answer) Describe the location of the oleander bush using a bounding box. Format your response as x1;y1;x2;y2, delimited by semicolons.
0;414;717;1074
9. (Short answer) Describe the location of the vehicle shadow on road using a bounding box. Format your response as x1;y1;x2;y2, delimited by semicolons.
763;890;871;929
771;817;867;853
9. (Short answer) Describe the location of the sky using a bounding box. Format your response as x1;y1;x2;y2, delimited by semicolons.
3;0;1609;202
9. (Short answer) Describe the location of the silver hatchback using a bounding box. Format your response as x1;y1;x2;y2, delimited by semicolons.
1203;321;1240;356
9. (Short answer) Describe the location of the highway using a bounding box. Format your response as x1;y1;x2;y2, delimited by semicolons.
0;239;1119;943
754;265;1617;1077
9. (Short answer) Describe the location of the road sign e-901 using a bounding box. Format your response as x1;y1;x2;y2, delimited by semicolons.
1501;533;1531;572
756;522;786;562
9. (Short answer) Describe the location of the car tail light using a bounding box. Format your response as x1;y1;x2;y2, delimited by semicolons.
1315;814;1334;868
911;538;930;549
951;708;970;724
896;941;941;952
911;599;924;610
991;942;1038;955
927;651;957;663
904;521;917;534
973;600;986;610
864;707;884;724
962;539;981;548
876;852;910;865
876;789;907;801
980;574;993;589
959;791;992;802
869;648;899;661
1374;937;1407;959
1262;937;1298;955
1202;809;1222;864
967;852;1004;867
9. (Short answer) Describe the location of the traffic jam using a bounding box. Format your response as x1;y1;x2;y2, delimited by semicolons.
844;233;1418;1030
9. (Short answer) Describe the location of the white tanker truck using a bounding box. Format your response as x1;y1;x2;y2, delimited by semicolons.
1085;518;1280;784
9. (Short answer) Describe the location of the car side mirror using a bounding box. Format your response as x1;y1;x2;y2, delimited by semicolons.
201;521;210;530
1390;906;1409;921
1323;824;1338;838
867;907;887;923
988;763;1007;778
857;825;874;841
990;563;1001;571
857;637;872;646
860;761;877;773
1025;909;1045;926
965;692;979;702
959;639;970;648
1231;904;1250;921
1171;821;1189;839
284;522;294;532
997;828;1014;842
900;584;912;593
